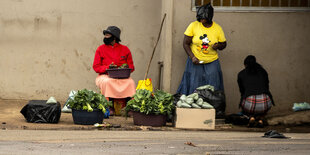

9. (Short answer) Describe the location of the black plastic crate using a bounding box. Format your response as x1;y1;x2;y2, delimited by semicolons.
106;68;131;79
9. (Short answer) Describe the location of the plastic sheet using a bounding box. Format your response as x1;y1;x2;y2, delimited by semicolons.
292;102;310;112
20;100;61;123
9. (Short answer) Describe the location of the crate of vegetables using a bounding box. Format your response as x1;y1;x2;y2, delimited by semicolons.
106;63;131;79
174;93;215;130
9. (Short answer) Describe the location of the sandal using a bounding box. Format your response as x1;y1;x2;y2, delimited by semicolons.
257;120;264;128
248;117;255;127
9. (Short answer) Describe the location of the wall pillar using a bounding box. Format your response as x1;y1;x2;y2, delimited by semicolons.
161;0;174;93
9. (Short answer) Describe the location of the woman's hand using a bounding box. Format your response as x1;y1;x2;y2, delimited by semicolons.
212;43;219;50
212;42;227;50
191;56;200;65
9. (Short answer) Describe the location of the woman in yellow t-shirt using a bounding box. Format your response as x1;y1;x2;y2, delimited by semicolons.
177;3;227;95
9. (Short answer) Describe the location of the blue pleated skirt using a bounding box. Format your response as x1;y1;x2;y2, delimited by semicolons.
177;57;224;95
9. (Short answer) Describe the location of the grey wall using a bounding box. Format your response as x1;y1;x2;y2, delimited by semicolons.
0;0;162;101
172;0;310;115
1;0;310;116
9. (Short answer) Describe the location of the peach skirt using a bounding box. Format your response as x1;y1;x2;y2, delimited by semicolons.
95;75;136;98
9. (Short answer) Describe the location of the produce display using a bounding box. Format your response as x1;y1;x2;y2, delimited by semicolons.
196;84;214;91
176;93;214;109
118;63;129;69
67;89;112;113
125;89;174;116
108;62;129;69
108;62;117;69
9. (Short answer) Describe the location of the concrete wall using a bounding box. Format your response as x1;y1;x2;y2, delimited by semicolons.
0;0;162;101
1;0;310;115
172;0;310;115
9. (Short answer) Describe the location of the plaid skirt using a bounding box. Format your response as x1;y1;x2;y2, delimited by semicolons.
241;94;272;115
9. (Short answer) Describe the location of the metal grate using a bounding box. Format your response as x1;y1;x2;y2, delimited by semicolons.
193;0;310;12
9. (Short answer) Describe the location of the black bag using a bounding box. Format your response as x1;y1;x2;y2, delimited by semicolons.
20;100;61;123
173;93;182;106
195;89;226;118
225;113;249;125
168;93;182;124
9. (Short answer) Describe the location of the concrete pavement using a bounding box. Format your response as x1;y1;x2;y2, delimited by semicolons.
1;99;310;154
1;99;310;133
0;130;310;154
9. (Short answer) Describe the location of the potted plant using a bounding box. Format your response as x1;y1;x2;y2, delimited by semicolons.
125;89;174;127
67;89;112;125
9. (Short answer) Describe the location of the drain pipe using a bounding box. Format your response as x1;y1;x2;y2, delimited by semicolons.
157;61;164;90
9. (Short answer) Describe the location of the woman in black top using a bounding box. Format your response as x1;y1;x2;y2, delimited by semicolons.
237;55;274;127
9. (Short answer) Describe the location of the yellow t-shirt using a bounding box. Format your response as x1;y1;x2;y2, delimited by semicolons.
184;21;226;63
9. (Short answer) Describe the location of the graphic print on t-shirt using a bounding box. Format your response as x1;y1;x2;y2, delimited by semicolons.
199;34;210;54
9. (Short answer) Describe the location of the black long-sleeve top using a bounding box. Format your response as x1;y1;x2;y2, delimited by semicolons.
237;67;274;107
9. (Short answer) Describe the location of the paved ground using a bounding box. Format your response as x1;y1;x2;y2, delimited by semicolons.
0;130;309;155
1;99;310;154
1;99;137;130
1;99;309;133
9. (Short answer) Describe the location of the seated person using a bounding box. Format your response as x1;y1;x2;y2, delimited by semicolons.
237;55;275;127
93;26;135;115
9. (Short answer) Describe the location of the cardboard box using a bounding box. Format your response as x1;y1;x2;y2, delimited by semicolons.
174;108;215;130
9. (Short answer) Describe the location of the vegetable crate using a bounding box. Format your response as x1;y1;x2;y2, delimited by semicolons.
174;108;215;130
132;111;167;127
106;68;131;79
72;109;104;125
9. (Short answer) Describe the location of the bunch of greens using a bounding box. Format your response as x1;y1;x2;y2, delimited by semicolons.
118;63;129;69
67;89;112;113
109;63;129;69
125;89;174;116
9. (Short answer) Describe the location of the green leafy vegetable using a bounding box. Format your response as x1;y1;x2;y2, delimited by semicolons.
67;89;112;113
125;89;174;116
154;90;174;115
118;63;129;69
109;62;117;69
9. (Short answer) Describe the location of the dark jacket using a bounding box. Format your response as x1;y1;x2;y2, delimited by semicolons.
237;67;274;107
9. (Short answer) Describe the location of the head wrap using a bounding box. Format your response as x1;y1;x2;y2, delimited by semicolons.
196;3;214;24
